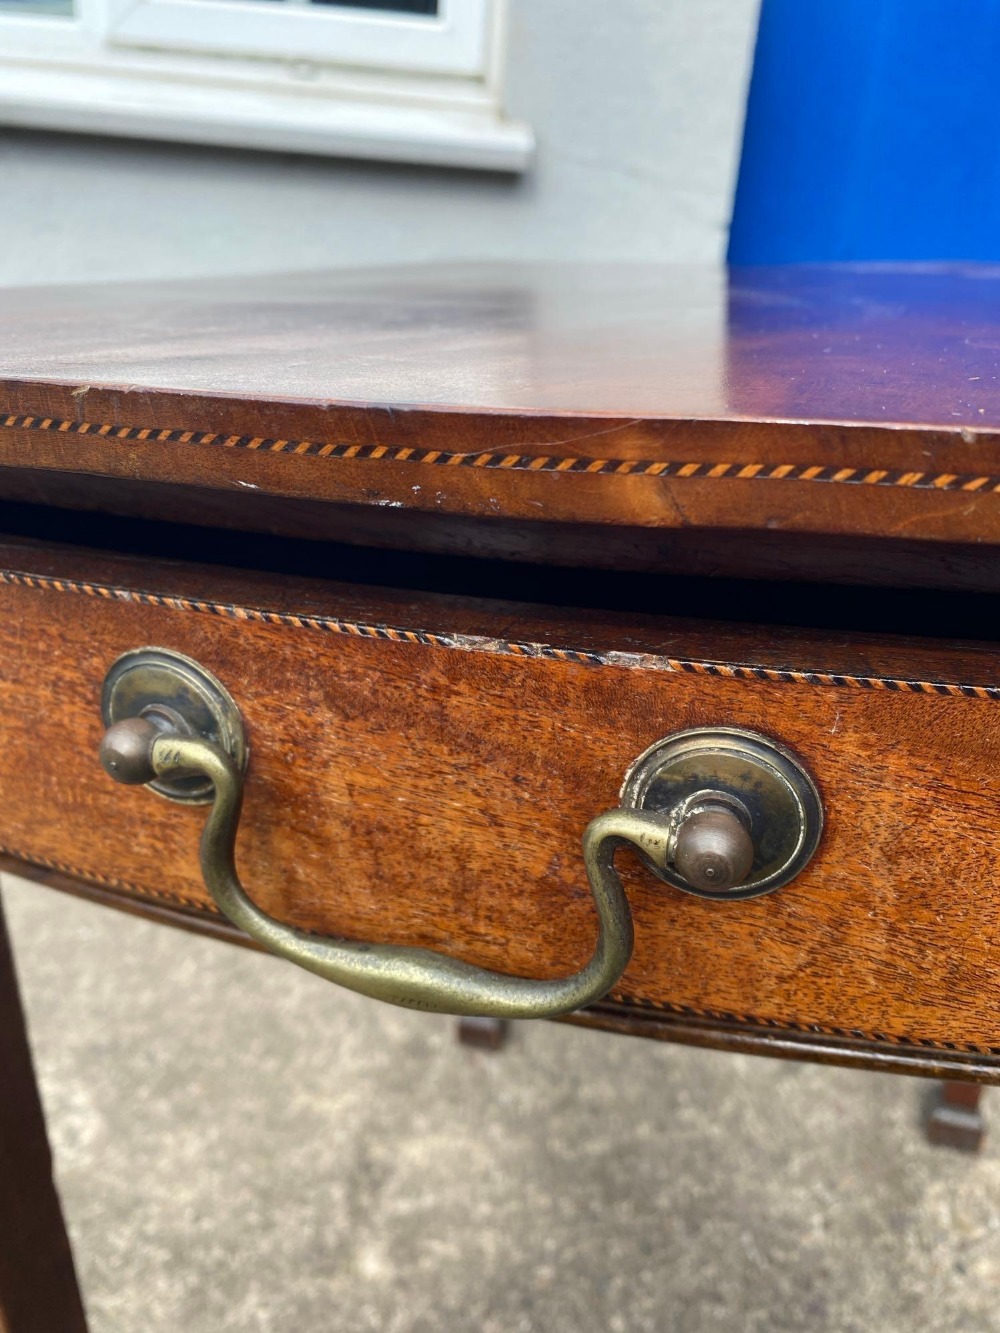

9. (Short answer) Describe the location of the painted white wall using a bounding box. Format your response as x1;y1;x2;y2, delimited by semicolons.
0;0;758;286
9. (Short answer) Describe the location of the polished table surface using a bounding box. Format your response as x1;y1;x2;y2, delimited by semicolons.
1;261;999;426
3;263;1000;559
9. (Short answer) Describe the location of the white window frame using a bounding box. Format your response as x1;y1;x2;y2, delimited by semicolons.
106;0;490;75
0;0;533;171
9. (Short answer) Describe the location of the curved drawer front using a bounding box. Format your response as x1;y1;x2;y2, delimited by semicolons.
2;543;1000;1058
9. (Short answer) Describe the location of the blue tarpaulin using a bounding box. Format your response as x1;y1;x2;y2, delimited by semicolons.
728;0;1000;262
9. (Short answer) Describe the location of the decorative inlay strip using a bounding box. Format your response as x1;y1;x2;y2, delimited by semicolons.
4;413;999;492
1;566;998;698
0;844;214;915
604;992;1000;1057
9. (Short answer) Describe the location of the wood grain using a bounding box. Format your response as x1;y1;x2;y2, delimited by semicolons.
3;540;1000;1058
4;265;1000;550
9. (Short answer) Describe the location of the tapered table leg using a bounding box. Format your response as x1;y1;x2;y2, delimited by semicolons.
455;1017;510;1051
0;895;88;1332
925;1080;986;1153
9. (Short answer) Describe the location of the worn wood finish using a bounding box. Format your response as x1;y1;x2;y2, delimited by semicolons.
0;895;89;1333
4;539;1000;1065
4;265;1000;556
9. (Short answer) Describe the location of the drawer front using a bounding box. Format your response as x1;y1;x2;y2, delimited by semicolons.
2;545;1000;1059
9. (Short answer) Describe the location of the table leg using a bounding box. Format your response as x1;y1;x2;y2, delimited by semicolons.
0;895;88;1333
455;1017;510;1051
925;1080;986;1153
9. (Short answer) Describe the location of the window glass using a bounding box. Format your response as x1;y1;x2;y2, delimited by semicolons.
0;0;73;11
236;0;439;10
314;1;438;10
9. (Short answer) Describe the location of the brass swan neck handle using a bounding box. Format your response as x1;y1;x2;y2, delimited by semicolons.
100;650;822;1017
100;717;668;1019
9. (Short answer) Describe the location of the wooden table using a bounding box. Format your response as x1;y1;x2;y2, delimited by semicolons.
3;262;1000;1329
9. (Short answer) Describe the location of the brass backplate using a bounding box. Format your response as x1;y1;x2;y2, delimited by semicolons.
619;727;823;900
101;648;247;804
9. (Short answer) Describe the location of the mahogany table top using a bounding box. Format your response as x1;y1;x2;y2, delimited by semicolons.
1;261;999;424
2;262;1000;550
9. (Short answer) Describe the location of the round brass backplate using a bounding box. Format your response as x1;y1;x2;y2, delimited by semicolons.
101;648;247;804
619;727;823;900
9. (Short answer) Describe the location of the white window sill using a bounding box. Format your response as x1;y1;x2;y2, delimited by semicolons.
0;62;532;170
0;7;534;174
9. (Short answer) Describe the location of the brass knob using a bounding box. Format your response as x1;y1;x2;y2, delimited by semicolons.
673;802;755;893
619;728;823;901
99;717;159;786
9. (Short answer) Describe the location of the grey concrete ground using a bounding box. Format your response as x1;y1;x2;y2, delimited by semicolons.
4;873;1000;1333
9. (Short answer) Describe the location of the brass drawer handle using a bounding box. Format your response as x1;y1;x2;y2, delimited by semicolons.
99;719;659;1019
96;639;665;1018
98;650;822;1019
